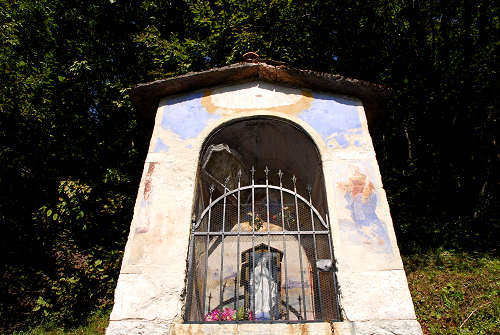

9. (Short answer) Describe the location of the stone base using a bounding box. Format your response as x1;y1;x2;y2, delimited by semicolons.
106;320;171;335
353;320;423;335
106;320;423;335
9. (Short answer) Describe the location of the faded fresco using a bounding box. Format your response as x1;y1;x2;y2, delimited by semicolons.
298;93;365;150
136;162;157;234
160;92;220;141
337;167;392;254
126;162;157;266
151;81;370;153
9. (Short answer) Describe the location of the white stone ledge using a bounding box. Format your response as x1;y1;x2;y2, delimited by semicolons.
107;319;422;335
353;320;423;335
172;321;350;335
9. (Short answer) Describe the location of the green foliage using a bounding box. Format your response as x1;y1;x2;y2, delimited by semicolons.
405;251;499;334
12;309;109;335
0;0;498;332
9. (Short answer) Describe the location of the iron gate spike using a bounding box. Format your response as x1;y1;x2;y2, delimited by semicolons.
306;184;312;195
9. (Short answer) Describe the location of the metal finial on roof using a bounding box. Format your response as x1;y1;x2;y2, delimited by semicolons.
242;51;260;62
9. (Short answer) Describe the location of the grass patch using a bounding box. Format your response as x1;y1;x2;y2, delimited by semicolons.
12;309;109;335
404;251;499;335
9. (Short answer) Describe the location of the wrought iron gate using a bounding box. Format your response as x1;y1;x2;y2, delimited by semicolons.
185;167;340;323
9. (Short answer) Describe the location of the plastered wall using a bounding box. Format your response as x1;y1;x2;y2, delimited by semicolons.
106;81;422;335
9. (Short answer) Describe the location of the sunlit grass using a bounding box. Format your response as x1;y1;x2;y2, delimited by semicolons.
405;251;499;335
12;309;109;335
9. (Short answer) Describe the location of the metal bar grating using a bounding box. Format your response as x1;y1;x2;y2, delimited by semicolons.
185;167;340;323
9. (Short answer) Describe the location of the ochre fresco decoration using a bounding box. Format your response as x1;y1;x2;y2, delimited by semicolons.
126;162;159;265
200;88;313;115
338;168;392;254
136;162;157;234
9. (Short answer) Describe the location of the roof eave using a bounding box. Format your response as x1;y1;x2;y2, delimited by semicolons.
131;62;389;120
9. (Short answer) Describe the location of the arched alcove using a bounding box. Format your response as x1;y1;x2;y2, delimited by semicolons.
185;117;339;323
195;116;328;216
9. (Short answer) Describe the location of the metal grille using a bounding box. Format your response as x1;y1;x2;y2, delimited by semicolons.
185;168;340;323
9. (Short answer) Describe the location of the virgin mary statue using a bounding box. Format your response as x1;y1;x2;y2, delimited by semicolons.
249;252;279;320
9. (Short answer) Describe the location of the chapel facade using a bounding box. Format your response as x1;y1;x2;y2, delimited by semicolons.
106;61;423;335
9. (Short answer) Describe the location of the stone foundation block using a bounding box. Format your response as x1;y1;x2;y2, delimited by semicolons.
353;320;423;335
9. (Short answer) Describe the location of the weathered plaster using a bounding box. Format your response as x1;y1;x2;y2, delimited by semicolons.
298;93;362;149
323;158;404;273
337;270;416;321
154;138;170;153
107;80;421;334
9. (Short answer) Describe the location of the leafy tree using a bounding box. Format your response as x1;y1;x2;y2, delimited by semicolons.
0;0;498;332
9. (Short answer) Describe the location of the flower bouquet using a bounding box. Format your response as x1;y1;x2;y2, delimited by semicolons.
247;212;264;230
272;206;295;229
204;306;255;321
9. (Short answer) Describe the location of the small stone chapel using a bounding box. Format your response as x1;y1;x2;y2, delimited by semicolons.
106;60;423;335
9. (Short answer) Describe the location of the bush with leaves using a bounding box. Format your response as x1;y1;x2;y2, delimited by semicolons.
0;0;499;332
